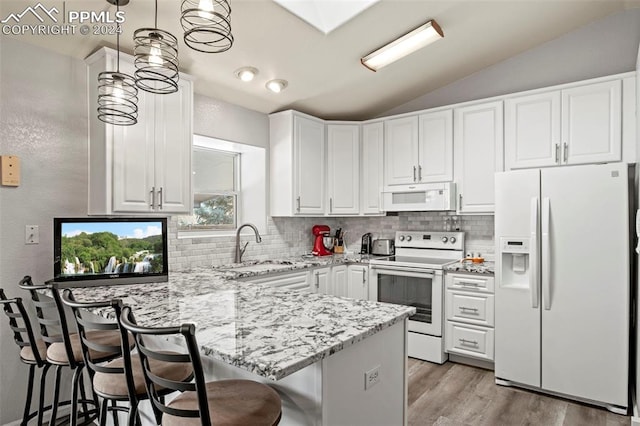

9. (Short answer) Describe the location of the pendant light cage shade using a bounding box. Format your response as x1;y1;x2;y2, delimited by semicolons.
134;28;179;94
181;0;233;53
97;71;138;126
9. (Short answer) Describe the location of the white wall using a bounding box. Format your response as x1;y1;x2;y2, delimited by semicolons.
381;8;640;117
0;38;88;424
193;94;269;148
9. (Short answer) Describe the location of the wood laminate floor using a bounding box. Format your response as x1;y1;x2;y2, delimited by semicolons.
407;358;631;426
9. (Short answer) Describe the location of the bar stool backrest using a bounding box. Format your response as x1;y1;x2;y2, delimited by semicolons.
0;288;45;366
18;276;78;368
120;306;211;425
60;289;138;405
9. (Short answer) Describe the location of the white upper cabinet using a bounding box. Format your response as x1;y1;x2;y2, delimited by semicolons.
505;91;561;169
361;121;384;215
384;111;453;186
327;124;359;215
384;116;419;185
454;100;504;214
505;79;622;169
86;48;192;215
562;80;621;165
418;110;453;182
295;116;326;214
270;111;326;216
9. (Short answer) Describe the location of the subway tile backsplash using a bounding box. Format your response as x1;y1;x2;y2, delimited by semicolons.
168;213;495;270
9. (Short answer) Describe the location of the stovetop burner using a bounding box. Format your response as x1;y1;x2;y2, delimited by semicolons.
369;231;465;270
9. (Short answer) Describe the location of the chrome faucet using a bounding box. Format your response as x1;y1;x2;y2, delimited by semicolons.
234;223;262;263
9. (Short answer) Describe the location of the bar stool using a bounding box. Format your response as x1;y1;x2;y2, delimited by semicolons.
119;306;282;426
61;289;194;426
0;288;69;425
18;276;122;426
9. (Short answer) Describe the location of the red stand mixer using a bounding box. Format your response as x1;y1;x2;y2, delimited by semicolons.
312;225;333;256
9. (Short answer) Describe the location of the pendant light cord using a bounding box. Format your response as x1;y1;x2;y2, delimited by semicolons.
116;0;120;72
154;0;158;29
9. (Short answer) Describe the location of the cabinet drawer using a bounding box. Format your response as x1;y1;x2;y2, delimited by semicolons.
245;271;310;291
446;274;494;293
446;322;494;361
446;291;494;326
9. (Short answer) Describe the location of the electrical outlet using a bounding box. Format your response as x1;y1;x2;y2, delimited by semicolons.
364;365;380;390
25;225;39;245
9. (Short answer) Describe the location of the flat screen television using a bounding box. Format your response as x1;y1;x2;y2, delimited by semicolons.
53;217;168;287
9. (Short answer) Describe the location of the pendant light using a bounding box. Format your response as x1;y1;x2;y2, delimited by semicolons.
181;0;233;53
97;0;138;126
134;0;179;94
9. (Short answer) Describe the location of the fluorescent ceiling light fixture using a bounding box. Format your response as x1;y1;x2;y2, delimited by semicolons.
361;19;444;71
235;67;258;82
266;79;288;93
273;0;380;34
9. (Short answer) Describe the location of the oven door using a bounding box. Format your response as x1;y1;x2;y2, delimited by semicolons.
370;265;442;336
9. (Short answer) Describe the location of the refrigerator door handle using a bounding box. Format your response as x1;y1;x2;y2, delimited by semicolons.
530;197;539;308
542;197;551;310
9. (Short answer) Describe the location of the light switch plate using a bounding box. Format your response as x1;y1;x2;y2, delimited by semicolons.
25;225;39;245
1;155;20;186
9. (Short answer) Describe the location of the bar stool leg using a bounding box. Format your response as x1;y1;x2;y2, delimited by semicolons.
78;372;89;424
37;364;51;426
70;366;82;426
99;398;108;426
20;364;35;426
48;365;63;426
111;399;120;426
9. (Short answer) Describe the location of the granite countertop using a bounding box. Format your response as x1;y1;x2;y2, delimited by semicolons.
215;253;372;280
65;267;415;381
445;260;495;275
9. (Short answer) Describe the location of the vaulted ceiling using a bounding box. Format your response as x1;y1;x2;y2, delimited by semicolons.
1;0;638;120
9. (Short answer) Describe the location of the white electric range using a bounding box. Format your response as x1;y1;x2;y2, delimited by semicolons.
369;231;465;363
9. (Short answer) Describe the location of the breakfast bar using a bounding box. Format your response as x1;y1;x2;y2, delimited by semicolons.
65;268;415;426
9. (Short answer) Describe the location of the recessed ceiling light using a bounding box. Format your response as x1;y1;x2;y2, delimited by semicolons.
266;79;288;93
234;66;258;82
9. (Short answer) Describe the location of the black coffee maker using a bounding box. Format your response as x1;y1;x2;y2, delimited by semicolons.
360;233;373;254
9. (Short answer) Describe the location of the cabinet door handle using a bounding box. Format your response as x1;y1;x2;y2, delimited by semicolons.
459;281;479;288
418;165;422;181
458;194;462;211
158;187;163;210
459;338;479;347
362;269;366;284
296;196;301;212
330;198;333;213
413;166;417;182
459;306;479;313
315;271;319;289
150;187;156;209
554;143;560;163
563;143;568;163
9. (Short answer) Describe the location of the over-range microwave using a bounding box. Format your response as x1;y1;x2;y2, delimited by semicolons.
382;182;456;212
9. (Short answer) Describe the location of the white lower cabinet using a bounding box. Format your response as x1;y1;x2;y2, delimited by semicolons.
244;271;311;292
310;267;331;294
347;264;369;300
331;265;348;297
243;264;370;300
445;272;495;362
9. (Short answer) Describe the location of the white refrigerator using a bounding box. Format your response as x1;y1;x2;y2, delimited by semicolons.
494;162;630;413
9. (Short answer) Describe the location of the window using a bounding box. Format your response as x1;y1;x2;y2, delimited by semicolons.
177;134;267;238
178;146;240;232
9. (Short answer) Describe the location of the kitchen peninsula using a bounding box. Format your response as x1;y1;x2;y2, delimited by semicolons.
65;267;415;426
